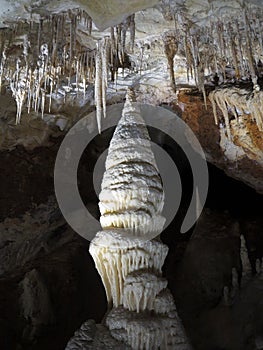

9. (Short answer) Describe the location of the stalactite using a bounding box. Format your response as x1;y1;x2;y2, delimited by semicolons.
37;19;43;53
101;37;109;119
48;67;54;113
210;23;218;74
209;86;263;133
129;14;135;53
208;90;218;125
243;10;258;88
189;35;198;87
121;18;129;66
184;34;190;82
40;88;45;118
138;43;144;76
10;65;28;124
227;23;240;80
116;24;122;66
87;15;92;35
95;42;103;133
69;11;74;65
187;30;207;108
235;20;245;78
216;21;224;60
93;37;111;131
255;15;263;57
27;68;32;114
0;44;6;93
209;89;231;138
163;30;178;92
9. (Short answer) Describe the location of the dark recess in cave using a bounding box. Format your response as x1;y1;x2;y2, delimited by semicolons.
0;129;262;349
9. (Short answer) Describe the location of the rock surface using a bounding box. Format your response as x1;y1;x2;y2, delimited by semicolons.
177;89;263;193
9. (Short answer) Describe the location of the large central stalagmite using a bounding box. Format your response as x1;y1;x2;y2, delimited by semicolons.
89;89;191;349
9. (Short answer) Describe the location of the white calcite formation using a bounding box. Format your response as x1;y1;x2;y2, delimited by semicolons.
209;87;263;168
209;87;263;137
89;90;191;350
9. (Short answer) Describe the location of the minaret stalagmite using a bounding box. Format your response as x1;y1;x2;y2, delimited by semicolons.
89;88;191;350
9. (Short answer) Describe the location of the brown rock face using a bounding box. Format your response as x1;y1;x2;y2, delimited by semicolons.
177;89;263;194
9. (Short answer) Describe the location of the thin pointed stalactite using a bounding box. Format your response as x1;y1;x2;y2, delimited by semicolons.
163;30;178;92
116;24;122;66
121;18;129;66
243;10;258;88
189;35;198;88
184;33;190;82
235;20;245;78
87;15;92;35
210;23;218;74
227;23;240;80
94;37;111;133
95;41;103;134
216;21;224;60
129;14;135;53
0;44;7;93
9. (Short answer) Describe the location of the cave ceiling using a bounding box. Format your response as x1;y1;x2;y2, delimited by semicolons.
0;0;263;192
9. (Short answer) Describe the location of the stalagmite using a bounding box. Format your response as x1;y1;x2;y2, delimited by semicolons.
256;258;261;275
240;234;253;287
255;258;263;279
223;286;231;306
89;88;191;349
231;267;239;297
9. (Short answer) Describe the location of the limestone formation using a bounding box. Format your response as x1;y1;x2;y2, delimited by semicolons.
89;90;191;349
240;234;253;286
209;87;263;139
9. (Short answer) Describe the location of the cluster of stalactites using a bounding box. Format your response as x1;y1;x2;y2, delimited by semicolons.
173;7;263;98
94;15;136;133
0;11;136;132
0;10;95;124
208;87;263;139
